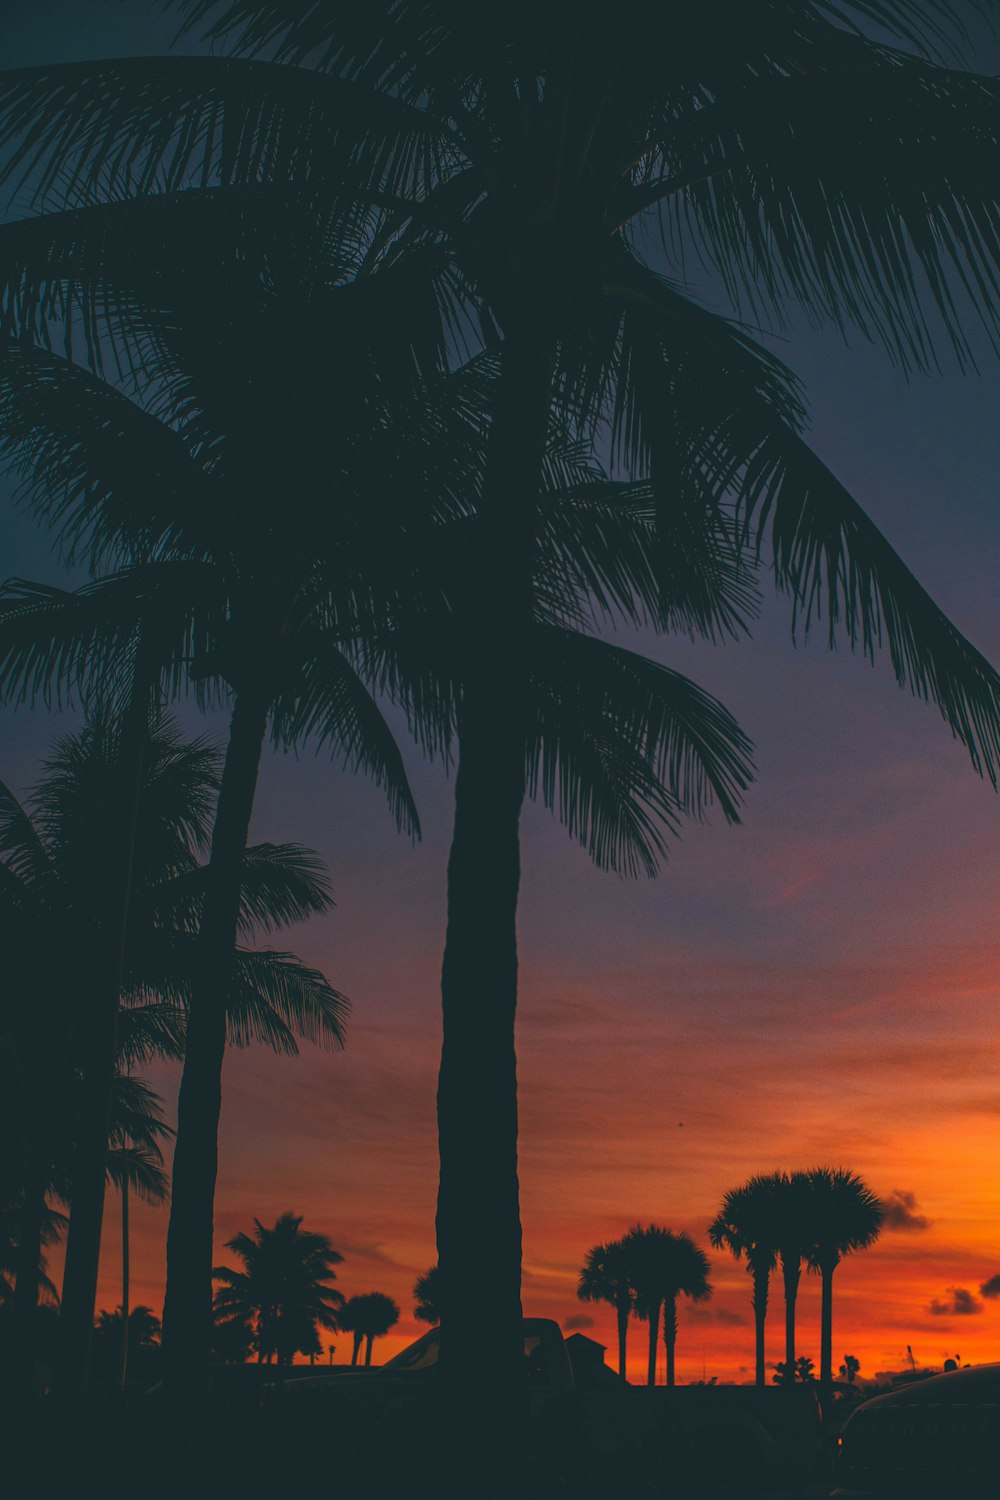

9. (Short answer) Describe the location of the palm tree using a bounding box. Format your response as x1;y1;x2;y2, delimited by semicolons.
213;1212;344;1367
0;208;753;1406
709;1174;782;1388
0;716;349;1390
765;1172;815;1386
337;1292;401;1368
6;6;1000;1438
104;1074;172;1390
577;1239;634;1386
802;1168;883;1397
621;1224;712;1387
413;1265;442;1326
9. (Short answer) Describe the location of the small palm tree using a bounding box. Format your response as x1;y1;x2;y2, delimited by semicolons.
338;1293;400;1368
413;1265;442;1326
577;1239;634;1386
622;1224;712;1387
802;1168;883;1395
213;1213;344;1367
709;1175;782;1388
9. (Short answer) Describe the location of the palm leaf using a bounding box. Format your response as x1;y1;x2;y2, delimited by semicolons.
525;626;754;876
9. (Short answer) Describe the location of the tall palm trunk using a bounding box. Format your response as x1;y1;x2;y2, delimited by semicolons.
645;1298;662;1386
616;1302;629;1386
364;1334;374;1367
819;1255;836;1403
350;1332;362;1366
119;1176;130;1390
436;323;554;1474
8;1157;49;1392
781;1252;800;1385
161;685;270;1400
57;655;153;1397
751;1262;769;1389
663;1295;678;1388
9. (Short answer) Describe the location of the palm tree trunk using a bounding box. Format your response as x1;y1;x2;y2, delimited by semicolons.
663;1296;678;1388
57;654;153;1398
819;1258;835;1403
161;685;270;1401
364;1334;373;1367
8;1160;49;1392
646;1299;662;1386
351;1332;362;1367
436;323;554;1478
617;1303;629;1386
751;1264;769;1389
119;1176;129;1390
782;1253;800;1385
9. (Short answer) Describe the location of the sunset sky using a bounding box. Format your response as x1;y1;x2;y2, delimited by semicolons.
2;1;1000;1386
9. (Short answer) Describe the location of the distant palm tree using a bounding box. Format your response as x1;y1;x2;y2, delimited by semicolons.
577;1239;634;1386
768;1172;814;1385
338;1293;401;1367
213;1213;344;1367
802;1168;883;1395
104;1074;172;1389
413;1265;442;1326
622;1224;712;1387
709;1175;782;1387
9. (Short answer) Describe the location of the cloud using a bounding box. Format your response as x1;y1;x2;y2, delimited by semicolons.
928;1287;982;1317
979;1274;1000;1300
882;1189;932;1233
563;1313;595;1332
687;1307;748;1327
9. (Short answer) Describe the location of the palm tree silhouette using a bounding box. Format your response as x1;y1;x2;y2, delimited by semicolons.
213;1213;344;1367
622;1224;712;1387
104;1075;172;1390
709;1174;781;1388
0;716;348;1389
0;209;753;1401
337;1293;401;1368
767;1172;814;1385
413;1265;442;1326
6;8;1000;1442
577;1239;634;1386
802;1168;883;1396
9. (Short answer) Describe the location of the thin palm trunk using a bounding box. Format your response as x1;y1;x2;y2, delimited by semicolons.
819;1258;835;1401
161;685;270;1400
751;1263;769;1389
351;1332;362;1366
616;1302;629;1386
8;1160;49;1391
646;1297;662;1386
364;1334;374;1367
782;1253;800;1385
57;657;152;1397
436;325;554;1476
663;1295;678;1388
119;1176;129;1390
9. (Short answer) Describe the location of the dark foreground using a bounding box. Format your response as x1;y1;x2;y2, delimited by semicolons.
2;1388;838;1500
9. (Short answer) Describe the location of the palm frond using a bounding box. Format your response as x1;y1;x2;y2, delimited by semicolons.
657;41;1000;369
0;54;447;209
526;625;754;877
226;947;349;1052
235;843;334;936
273;641;420;838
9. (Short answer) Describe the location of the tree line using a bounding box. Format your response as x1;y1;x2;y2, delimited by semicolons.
0;12;999;1484
580;1168;882;1391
